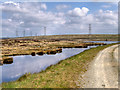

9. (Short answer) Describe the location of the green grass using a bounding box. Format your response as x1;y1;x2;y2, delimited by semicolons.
2;43;119;88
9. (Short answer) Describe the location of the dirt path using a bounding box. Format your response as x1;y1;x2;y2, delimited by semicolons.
78;44;119;88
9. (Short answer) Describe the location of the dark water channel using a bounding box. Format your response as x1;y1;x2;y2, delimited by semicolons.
0;41;119;83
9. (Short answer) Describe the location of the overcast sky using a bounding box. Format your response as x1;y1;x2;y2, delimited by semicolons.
0;1;118;37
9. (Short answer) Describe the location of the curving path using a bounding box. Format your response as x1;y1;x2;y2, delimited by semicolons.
78;44;119;88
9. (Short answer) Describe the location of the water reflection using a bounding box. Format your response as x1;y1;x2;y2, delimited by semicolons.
3;60;13;64
2;47;95;83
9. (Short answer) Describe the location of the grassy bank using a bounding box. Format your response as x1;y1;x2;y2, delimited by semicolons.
2;43;118;88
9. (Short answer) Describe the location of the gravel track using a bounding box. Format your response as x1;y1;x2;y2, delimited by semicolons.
78;45;119;88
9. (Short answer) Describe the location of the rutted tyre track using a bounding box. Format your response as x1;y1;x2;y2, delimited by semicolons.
79;45;119;88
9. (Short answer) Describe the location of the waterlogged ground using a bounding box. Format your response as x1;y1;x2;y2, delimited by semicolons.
1;43;119;88
2;46;96;83
1;41;118;84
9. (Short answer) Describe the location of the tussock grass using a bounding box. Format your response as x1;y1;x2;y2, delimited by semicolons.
1;34;118;61
2;43;119;88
